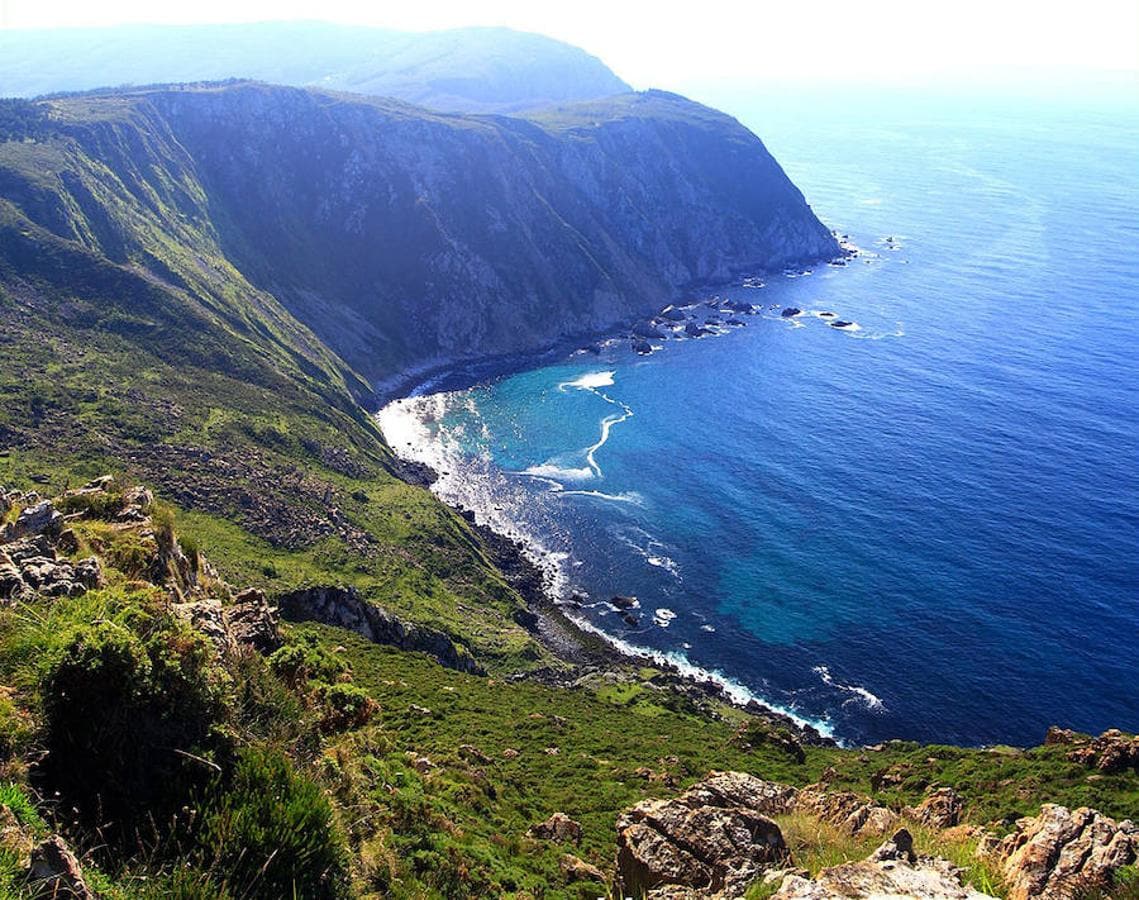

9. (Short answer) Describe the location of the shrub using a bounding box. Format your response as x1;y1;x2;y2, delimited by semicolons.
317;682;378;733
56;489;126;520
188;746;350;899
40;620;228;837
268;634;347;689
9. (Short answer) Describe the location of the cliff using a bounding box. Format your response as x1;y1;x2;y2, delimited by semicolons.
0;82;838;384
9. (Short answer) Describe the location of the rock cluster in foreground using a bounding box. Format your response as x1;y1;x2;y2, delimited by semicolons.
612;771;1138;899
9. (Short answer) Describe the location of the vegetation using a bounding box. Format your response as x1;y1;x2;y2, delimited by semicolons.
0;82;1134;899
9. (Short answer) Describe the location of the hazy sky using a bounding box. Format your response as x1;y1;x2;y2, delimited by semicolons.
2;0;1137;90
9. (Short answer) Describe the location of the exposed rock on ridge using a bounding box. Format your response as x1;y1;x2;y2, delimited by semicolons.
278;584;484;674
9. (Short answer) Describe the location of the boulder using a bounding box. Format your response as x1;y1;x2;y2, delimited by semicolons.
794;785;899;838
560;853;605;883
780;307;802;318
773;830;993;899
226;588;282;652
684;322;710;338
529;812;583;845
3;501;63;541
616;772;791;898
905;787;964;829
989;804;1137;899
29;835;97;899
0;550;26;602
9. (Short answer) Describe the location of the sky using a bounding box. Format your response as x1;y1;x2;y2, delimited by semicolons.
1;0;1137;91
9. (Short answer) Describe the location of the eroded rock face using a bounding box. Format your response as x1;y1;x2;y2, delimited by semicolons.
794;784;899;838
773;830;993;899
2;500;63;542
905;787;965;829
173;588;282;655
0;533;103;602
278;585;483;674
990;804;1137;900
616;772;792;899
529;812;583;845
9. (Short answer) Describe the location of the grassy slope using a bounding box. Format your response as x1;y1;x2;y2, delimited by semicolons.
0;91;1135;900
0;95;547;670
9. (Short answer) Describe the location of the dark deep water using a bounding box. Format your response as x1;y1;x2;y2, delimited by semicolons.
380;89;1139;746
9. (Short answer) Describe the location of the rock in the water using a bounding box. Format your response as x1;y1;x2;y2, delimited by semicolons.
610;595;638;609
794;785;899;838
634;339;654;355
780;307;802;318
773;829;993;899
684;322;711;337
905;787;964;829
529;812;583;845
661;306;688;322
616;771;792;898
989;803;1137;899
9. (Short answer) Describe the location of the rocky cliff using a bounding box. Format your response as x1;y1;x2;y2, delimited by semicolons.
0;82;837;387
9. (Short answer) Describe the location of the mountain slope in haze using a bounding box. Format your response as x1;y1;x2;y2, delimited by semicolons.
9;82;837;384
0;23;631;113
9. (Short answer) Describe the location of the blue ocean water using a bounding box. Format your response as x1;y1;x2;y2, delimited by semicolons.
380;89;1139;746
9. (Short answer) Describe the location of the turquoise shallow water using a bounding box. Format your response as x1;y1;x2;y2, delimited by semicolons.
380;89;1139;745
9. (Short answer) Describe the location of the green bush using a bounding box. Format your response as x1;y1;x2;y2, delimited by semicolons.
268;634;347;689
188;746;349;899
40;620;228;837
56;489;126;520
317;682;377;733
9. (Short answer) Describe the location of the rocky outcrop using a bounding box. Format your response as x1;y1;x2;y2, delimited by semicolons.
988;804;1137;899
1048;727;1139;774
615;772;792;898
773;830;993;899
278;585;484;674
1;500;63;542
29;835;97;899
529;812;583;845
173;587;282;655
905;787;965;829
0;532;103;602
794;785;899;838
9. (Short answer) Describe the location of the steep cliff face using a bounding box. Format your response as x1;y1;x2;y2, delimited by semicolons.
1;82;837;386
145;84;838;381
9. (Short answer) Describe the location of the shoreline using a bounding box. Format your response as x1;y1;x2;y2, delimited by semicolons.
377;266;853;747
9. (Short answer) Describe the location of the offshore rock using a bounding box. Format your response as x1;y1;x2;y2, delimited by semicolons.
989;803;1137;899
616;772;792;898
773;829;993;899
279;585;484;674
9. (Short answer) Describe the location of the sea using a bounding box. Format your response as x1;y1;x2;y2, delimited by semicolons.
378;85;1139;747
